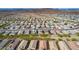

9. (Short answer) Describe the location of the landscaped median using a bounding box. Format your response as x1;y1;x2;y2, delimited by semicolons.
0;34;51;40
0;33;79;41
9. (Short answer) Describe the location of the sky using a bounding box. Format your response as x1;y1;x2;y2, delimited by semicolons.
0;0;79;8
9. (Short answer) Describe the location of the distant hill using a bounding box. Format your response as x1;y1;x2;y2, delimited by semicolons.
0;8;79;14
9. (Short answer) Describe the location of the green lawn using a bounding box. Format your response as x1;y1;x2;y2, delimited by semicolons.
0;23;9;29
0;33;79;41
